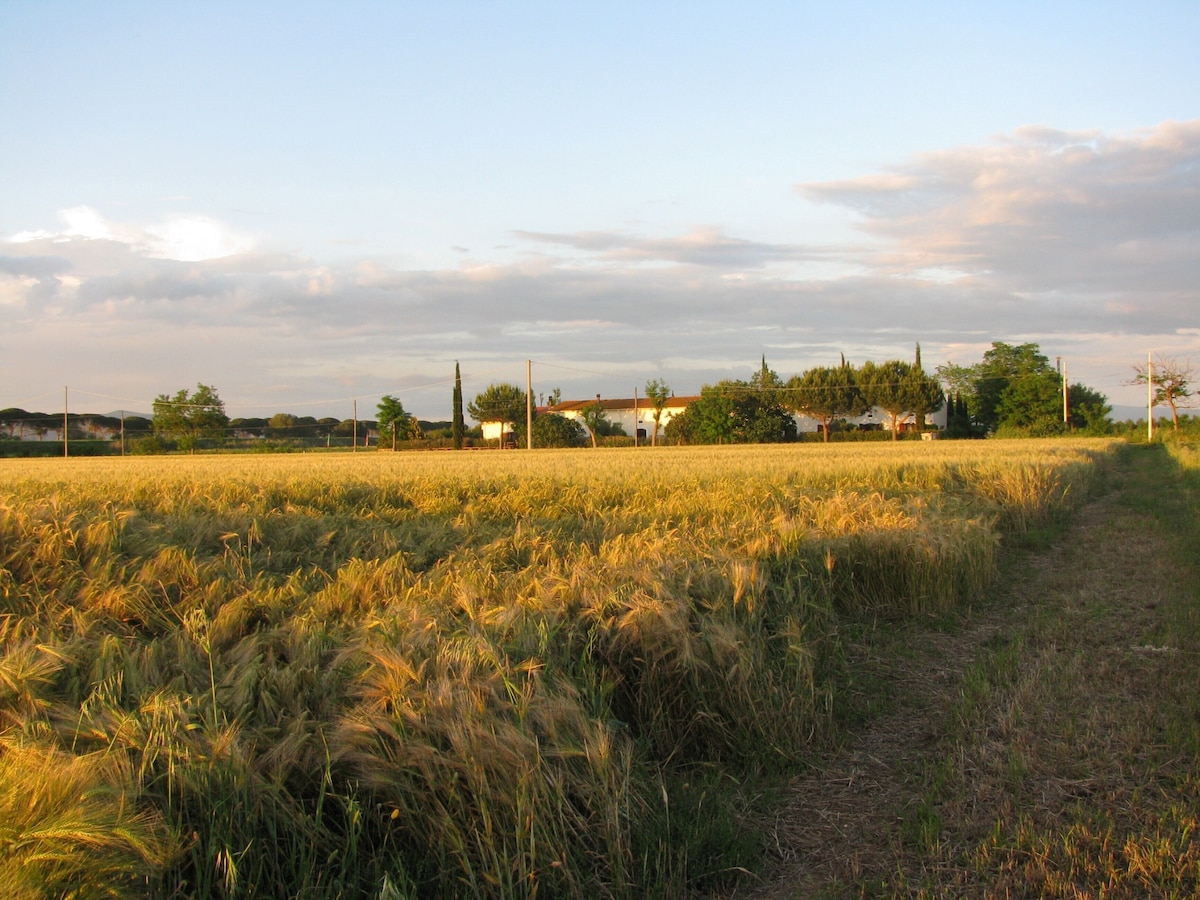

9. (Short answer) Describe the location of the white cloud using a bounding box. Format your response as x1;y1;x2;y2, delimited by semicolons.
514;226;826;270
800;120;1200;298
4;124;1199;416
10;207;254;262
62;206;117;241
144;215;255;261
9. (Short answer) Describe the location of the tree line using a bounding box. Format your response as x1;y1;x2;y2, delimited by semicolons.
0;402;455;454
3;343;1193;454
665;351;944;445
141;387;462;453
669;342;1194;443
461;342;1193;447
457;342;1123;448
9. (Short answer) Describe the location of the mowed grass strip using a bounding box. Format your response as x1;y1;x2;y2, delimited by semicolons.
0;440;1114;897
954;441;1200;897
755;440;1199;898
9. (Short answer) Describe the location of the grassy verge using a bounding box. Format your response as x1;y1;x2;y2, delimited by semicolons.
756;440;1200;897
950;441;1200;896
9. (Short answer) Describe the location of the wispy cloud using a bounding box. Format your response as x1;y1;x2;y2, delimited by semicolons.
800;120;1200;303
514;226;827;269
3;121;1198;414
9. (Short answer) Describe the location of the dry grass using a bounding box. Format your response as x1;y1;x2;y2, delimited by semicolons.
0;737;173;899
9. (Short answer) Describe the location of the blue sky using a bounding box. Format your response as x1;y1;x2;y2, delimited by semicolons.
2;2;1198;420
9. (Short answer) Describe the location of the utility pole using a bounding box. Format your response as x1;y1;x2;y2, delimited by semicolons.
526;359;533;450
1062;360;1069;425
633;386;639;447
1148;352;1155;442
63;386;69;458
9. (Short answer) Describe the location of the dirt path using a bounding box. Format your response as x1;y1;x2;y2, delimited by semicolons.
732;443;1200;897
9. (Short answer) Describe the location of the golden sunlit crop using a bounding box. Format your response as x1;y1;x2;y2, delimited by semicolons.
0;439;1115;897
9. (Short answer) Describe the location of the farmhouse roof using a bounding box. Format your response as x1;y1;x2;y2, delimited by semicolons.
549;396;700;413
476;406;549;425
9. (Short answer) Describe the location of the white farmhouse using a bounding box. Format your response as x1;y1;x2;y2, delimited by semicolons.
792;406;949;435
549;396;701;443
531;394;947;444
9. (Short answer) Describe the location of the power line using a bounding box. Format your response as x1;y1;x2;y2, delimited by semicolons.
531;360;630;380
4;390;63;410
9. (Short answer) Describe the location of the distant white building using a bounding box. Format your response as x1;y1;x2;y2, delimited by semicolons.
549;396;701;443
793;406;948;434
479;419;520;445
550;395;946;441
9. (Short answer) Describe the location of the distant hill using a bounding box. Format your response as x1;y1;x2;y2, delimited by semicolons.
105;410;153;420
1111;405;1150;423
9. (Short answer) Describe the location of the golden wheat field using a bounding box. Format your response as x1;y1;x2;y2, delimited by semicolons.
0;439;1116;897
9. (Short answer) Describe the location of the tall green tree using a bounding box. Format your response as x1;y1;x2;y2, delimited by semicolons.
452;362;465;449
975;342;1056;433
938;341;1108;436
666;361;796;445
857;359;913;440
934;363;976;400
467;383;527;447
736;358;797;443
643;378;672;446
1067;384;1113;435
786;359;867;442
905;344;945;433
525;412;586;448
665;384;737;444
376;395;412;450
860;350;945;440
993;369;1066;435
152;383;228;452
941;392;977;438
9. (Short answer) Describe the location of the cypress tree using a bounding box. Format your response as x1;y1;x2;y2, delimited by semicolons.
452;362;465;450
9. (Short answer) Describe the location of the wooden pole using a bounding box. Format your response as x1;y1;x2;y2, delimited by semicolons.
1148;352;1154;442
1062;360;1069;425
633;386;639;447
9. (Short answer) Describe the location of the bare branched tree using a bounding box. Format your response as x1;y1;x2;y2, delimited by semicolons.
1129;355;1196;430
